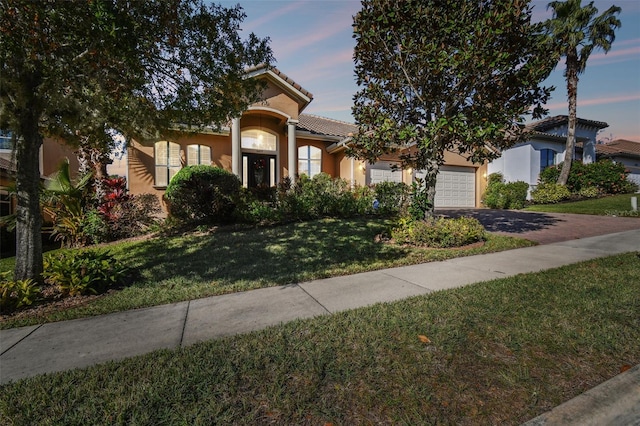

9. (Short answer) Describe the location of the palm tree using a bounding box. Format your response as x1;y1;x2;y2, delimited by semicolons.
545;0;621;185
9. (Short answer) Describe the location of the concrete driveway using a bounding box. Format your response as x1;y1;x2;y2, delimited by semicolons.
437;209;640;244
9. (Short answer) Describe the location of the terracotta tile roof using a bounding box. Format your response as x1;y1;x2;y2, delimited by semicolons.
527;115;609;131
245;64;314;101
298;114;358;138
0;154;16;173
596;139;640;158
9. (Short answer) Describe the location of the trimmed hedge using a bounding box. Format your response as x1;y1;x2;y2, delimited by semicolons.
165;166;241;224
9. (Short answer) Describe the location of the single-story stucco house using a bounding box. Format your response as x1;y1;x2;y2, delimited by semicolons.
126;65;489;211
487;115;609;195
596;139;640;187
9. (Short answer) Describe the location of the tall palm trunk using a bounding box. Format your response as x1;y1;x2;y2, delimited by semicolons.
557;52;579;186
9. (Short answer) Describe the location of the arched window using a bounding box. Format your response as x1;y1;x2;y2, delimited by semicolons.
540;148;557;172
155;141;181;187
187;144;211;166
241;129;277;151
298;145;322;177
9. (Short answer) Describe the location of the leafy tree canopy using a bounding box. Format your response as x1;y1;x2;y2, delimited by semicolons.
0;0;272;280
350;0;556;209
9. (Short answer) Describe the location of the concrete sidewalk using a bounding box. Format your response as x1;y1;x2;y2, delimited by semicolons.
1;229;639;423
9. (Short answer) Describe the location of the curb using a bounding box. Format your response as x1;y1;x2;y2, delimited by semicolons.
523;364;640;425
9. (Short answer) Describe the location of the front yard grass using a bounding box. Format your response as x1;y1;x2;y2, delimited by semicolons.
2;252;638;424
524;193;640;215
0;217;533;329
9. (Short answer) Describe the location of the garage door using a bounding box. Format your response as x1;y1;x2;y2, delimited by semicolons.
368;162;404;185
417;166;476;208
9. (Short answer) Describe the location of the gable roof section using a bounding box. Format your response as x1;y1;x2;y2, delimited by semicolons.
245;64;313;112
528;115;608;132
596;139;640;159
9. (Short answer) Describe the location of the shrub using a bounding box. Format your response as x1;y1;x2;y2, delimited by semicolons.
238;197;282;224
391;216;487;248
482;173;529;209
42;250;129;296
165;165;241;224
82;208;110;244
106;193;161;240
408;178;432;221
373;181;410;216
274;173;372;221
0;272;40;312
530;182;571;204
577;186;600;199
540;160;637;194
42;160;94;248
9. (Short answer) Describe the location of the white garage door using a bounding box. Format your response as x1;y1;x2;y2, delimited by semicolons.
368;162;404;185
417;166;476;208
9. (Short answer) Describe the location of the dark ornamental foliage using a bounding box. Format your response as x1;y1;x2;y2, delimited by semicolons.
350;0;556;212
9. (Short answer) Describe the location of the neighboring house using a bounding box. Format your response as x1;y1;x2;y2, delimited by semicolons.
0;129;80;256
487;115;609;195
596;139;640;187
127;65;488;210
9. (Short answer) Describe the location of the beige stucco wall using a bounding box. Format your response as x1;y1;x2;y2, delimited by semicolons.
256;82;301;120
42;137;80;177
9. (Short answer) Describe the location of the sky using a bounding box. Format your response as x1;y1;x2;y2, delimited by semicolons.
218;0;640;142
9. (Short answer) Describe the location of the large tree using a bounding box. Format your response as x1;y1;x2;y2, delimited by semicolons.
0;0;272;280
351;0;556;213
545;0;621;185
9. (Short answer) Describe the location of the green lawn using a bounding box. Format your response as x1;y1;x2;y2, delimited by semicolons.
2;253;638;425
524;193;640;215
0;217;533;329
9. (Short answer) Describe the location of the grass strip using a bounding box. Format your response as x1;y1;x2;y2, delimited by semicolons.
524;193;640;215
1;253;638;425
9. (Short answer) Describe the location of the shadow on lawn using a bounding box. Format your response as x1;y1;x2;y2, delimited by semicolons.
120;218;410;288
437;209;561;234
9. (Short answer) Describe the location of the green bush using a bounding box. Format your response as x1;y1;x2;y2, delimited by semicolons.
82;209;109;244
540;160;637;194
42;250;129;296
530;182;571;204
373;181;410;216
0;272;40;312
577;186;600;199
407;178;432;220
165;165;241;224
273;173;375;221
482;173;529;209
391;216;487;248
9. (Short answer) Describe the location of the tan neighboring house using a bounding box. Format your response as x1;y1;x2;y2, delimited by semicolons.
127;65;488;211
0;130;80;255
596;139;640;187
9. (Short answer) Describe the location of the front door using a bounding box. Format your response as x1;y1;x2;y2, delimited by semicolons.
245;153;276;188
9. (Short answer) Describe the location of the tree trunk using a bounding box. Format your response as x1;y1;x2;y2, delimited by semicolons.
557;54;579;186
14;117;44;281
422;159;439;218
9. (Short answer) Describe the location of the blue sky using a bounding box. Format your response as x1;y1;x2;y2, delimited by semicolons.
219;0;640;142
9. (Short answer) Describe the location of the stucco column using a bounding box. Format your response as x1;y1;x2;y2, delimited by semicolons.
231;117;241;177
287;119;298;179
